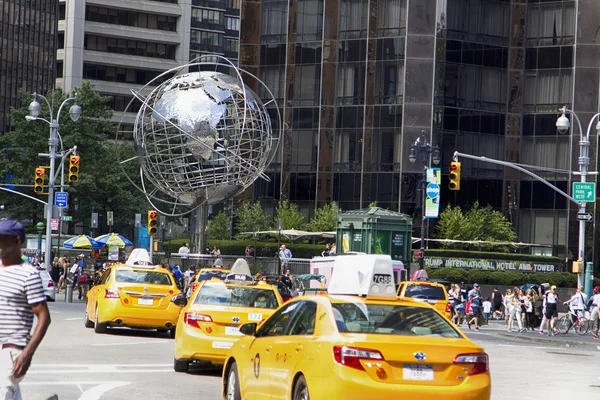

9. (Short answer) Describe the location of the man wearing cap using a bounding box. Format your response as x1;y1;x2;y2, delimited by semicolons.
0;220;51;398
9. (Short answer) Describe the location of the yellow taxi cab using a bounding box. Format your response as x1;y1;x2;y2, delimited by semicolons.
189;268;231;294
397;280;452;319
85;249;184;337
222;254;491;400
174;259;283;372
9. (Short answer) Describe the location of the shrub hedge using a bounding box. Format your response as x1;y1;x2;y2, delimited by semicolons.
164;239;325;259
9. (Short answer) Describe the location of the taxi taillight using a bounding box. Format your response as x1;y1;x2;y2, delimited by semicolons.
445;302;452;312
184;312;212;328
105;289;120;298
453;352;489;375
333;346;384;371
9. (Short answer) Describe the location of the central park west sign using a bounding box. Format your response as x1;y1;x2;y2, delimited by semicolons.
424;256;562;273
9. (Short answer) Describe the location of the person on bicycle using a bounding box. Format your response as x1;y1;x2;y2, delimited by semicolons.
564;286;587;324
544;285;560;336
590;286;600;339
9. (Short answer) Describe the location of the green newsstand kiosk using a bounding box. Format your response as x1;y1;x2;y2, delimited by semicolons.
335;207;412;264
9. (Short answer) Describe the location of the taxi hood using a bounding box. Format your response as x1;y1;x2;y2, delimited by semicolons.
327;254;396;299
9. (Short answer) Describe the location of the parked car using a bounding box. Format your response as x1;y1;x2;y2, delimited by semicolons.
39;270;56;302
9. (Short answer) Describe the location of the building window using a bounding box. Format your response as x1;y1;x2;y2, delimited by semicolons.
191;30;224;47
446;0;509;46
225;38;239;53
376;0;406;37
85;6;177;32
225;16;240;31
82;63;173;85
56;61;63;78
59;3;66;20
524;70;572;113
227;0;240;9
337;63;365;105
192;8;224;25
261;1;288;43
526;3;575;46
57;32;65;49
259;66;284;102
84;35;176;59
296;0;323;42
339;0;368;39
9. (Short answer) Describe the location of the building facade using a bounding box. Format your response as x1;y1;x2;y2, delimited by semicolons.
0;0;59;134
239;0;600;260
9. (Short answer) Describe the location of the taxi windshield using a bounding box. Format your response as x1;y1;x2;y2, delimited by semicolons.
194;282;278;309
403;284;446;300
115;269;173;285
197;271;228;282
331;300;460;338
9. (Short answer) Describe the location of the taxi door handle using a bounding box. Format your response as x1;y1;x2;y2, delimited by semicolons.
265;346;272;352
295;345;303;352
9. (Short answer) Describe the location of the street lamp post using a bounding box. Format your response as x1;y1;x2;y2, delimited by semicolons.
27;93;82;271
36;222;45;257
408;130;440;269
555;107;600;292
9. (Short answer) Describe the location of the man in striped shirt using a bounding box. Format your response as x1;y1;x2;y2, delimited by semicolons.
0;220;51;399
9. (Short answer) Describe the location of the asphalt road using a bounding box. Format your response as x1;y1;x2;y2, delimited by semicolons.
19;298;600;400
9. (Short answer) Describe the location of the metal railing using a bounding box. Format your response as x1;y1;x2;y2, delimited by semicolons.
167;253;311;275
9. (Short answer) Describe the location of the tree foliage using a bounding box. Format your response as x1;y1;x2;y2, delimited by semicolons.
434;201;517;252
234;201;270;238
306;201;338;232
0;82;147;236
274;200;305;230
207;211;231;240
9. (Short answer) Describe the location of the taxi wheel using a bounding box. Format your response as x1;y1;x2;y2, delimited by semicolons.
94;306;107;334
173;358;189;373
225;362;241;400
293;375;310;400
84;307;94;329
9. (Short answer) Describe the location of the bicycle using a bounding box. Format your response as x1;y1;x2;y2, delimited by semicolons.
557;310;588;335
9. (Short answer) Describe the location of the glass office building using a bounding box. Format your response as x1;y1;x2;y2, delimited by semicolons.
239;0;600;260
0;0;59;134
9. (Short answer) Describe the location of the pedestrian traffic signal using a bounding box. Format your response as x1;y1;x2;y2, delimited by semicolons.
448;161;461;191
34;167;45;194
69;155;80;182
148;210;158;236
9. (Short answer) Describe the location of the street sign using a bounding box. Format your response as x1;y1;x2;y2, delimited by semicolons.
573;182;595;202
426;182;440;199
413;250;424;258
62;215;73;221
55;192;68;208
577;213;593;222
51;218;59;231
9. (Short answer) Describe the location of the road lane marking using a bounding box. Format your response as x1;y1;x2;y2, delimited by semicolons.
21;381;131;400
65;317;82;320
31;364;171;367
28;363;173;374
28;369;172;374
91;341;171;347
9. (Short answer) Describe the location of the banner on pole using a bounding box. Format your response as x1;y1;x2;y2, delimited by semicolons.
425;168;441;219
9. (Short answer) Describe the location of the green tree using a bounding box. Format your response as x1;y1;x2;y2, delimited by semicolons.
435;201;517;252
234;201;270;238
274;200;305;230
306;201;338;232
368;201;378;208
207;211;231;240
0;82;147;236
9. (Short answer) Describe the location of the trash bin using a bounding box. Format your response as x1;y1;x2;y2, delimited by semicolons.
66;286;73;303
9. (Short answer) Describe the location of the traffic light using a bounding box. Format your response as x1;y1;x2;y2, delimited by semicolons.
34;167;45;194
148;210;158;236
448;161;461;191
69;155;80;182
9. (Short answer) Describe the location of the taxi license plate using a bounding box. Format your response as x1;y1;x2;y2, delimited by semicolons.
225;325;242;336
138;298;153;305
403;364;433;380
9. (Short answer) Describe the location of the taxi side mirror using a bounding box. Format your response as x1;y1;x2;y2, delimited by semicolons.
173;297;188;307
239;323;257;336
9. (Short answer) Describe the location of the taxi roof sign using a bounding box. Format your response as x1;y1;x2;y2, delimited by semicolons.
327;254;396;299
125;248;153;267
225;258;253;283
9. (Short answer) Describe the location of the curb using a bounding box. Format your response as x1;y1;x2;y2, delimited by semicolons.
496;331;600;351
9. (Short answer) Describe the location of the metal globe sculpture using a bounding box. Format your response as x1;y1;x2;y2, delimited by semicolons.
117;56;281;216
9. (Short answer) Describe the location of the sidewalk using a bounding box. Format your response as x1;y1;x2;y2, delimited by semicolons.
54;288;87;304
481;318;600;350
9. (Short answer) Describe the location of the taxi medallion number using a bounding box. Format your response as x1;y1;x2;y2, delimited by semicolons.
138;298;153;305
403;364;433;380
248;313;262;321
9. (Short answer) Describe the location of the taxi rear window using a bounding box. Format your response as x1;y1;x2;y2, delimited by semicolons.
115;269;173;285
197;271;228;282
194;282;279;309
402;284;447;300
331;302;460;338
